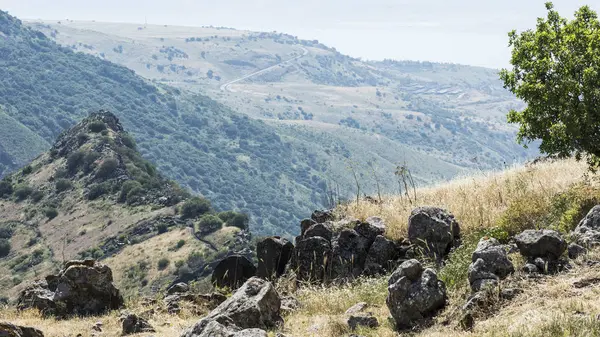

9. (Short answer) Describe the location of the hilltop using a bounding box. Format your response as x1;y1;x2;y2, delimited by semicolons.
0;111;252;301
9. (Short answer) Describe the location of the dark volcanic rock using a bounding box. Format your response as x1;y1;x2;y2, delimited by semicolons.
364;235;400;275
212;255;257;290
386;259;446;330
120;311;155;335
515;229;567;259
181;277;281;337
311;209;334;224
331;229;371;280
568;243;587;260
0;322;44;337
303;223;333;242
407;207;460;259
17;259;123;317
256;237;294;281
294;236;332;283
347;314;379;330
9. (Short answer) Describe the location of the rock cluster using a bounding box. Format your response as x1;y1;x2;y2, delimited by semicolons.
515;229;568;274
386;259;447;330
180;277;281;337
120;311;155;335
256;237;294;281
17;259;123;317
468;237;514;292
408;207;461;259
0;322;44;337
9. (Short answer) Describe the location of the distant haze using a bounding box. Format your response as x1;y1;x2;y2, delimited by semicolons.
2;0;599;68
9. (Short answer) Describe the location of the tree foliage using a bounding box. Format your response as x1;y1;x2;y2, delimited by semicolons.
500;3;600;167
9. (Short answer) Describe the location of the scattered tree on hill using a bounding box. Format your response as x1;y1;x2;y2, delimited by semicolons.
0;239;10;257
181;197;212;219
500;3;600;168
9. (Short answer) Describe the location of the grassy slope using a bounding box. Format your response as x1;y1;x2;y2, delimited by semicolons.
3;158;600;337
0;110;49;176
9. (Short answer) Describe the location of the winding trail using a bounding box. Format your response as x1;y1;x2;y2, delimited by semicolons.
220;46;309;92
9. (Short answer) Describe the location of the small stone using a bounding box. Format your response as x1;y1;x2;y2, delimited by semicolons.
568;243;587;260
347;314;379;330
345;302;368;315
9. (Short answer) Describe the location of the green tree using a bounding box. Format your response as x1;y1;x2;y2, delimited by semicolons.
181;197;211;219
500;3;600;168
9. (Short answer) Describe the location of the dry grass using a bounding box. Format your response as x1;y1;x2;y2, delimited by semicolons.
340;158;591;241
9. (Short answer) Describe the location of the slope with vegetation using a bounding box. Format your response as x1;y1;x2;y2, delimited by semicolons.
0;111;251;301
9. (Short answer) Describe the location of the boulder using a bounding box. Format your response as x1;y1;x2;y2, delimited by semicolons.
386;259;446;330
300;219;317;236
514;229;567;259
0;322;44;337
212;255;257;290
167;282;190;295
256;237;294;281
345;302;368;315
304;223;333;242
294;237;332;283
407;207;460;259
331;229;371;279
468;238;514;292
17;260;123;317
311;209;334;224
120;312;155;335
568;243;587;260
572;205;600;246
181;277;281;337
354;219;385;242
364;235;400;275
347;314;379;330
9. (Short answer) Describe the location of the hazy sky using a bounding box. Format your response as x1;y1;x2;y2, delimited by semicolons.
2;0;599;68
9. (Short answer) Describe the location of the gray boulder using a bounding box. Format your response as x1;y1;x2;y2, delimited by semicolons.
311;209;334;223
256;237;294;281
0;322;44;337
331;229;371;280
120;311;155;335
468;237;514;292
294;237;332;283
572;206;600;246
364;235;400;275
304;223;334;242
167;282;190;295
17;260;123;317
181;277;281;337
514;229;567;259
568;243;587;259
407;207;460;259
386;259;446;329
212;255;257;290
347;314;379;330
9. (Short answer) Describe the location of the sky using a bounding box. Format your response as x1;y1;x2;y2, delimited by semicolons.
1;0;599;68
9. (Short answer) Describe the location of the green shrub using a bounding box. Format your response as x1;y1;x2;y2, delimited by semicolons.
196;214;223;235
22;165;33;175
44;207;58;220
119;180;142;202
0;180;13;198
87;183;109;200
157;223;168;234
181;197;212;219
55;179;73;192
77;133;89;145
13;184;33;201
54;168;68;179
0;239;10;257
121;133;137;149
226;213;249;230
95;158;118;179
100;130;109;136
157;258;170;270
176;239;185;249
83;152;100;173
67;151;86;173
88;121;107;133
126;186;145;204
0;225;13;239
30;189;44;203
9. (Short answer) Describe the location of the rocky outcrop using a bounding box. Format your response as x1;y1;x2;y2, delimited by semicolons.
0;322;44;337
468;237;514;292
572;206;600;246
181;277;281;337
120;311;155;335
256;237;294;281
515;229;568;274
17;259;123;317
310;209;334;224
212;255;257;290
408;207;461;259
386;259;446;330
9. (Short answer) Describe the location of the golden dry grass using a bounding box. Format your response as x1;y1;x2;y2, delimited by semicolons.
340;158;590;241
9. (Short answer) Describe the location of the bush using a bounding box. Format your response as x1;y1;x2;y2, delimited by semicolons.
0;180;12;198
88;121;107;133
121;133;137;149
0;225;13;239
55;179;73;192
119;180;142;202
22;165;33;175
77;133;89;145
30;189;44;203
176;239;185;249
95;158;118;179
54;168;68;179
44;207;58;220
157;223;168;234
87;183;109;200
66;151;86;173
181;197;211;219
196;214;223;235
13;184;33;201
227;213;249;230
126;186;145;204
0;239;10;257
157;258;170;270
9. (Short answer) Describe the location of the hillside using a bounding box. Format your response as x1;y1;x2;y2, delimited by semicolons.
27;20;536;172
0;111;251;301
3;158;600;337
